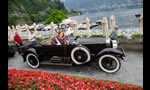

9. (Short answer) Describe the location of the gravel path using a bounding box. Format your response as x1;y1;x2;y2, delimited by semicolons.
8;51;143;86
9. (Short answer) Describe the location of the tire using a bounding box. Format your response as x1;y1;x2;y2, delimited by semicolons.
98;54;121;73
26;53;39;68
8;51;15;57
71;46;91;65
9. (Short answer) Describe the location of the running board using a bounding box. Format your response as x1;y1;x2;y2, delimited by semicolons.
40;61;72;66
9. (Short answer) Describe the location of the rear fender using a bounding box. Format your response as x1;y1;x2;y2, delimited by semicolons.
96;48;124;59
22;48;38;62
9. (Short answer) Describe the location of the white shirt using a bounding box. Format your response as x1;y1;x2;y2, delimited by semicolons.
28;33;36;42
65;27;74;36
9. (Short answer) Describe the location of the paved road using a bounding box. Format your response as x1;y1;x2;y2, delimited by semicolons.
8;51;143;86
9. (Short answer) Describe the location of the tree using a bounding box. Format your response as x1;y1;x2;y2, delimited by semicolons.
44;10;68;25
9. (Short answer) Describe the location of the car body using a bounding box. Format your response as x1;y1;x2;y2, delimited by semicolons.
8;43;15;57
19;37;126;73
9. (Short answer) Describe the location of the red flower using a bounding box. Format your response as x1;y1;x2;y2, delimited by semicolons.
24;83;27;87
8;69;142;90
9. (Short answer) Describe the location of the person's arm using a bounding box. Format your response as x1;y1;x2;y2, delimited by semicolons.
14;41;20;46
14;37;20;46
109;31;115;38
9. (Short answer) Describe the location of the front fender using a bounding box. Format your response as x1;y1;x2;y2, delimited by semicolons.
22;48;38;62
96;48;124;59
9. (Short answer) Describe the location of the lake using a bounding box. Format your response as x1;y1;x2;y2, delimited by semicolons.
70;8;143;32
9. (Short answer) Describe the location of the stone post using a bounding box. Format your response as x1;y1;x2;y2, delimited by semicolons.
102;16;109;39
12;25;15;37
25;24;30;38
33;23;39;36
140;14;143;33
85;17;92;37
72;20;78;36
17;24;22;36
50;22;55;37
8;26;12;40
110;15;116;33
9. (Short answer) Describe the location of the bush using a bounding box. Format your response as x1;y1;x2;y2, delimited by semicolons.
118;34;126;38
36;36;52;40
131;33;143;39
91;34;104;37
8;69;143;90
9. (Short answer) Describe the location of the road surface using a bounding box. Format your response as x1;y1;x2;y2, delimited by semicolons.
8;51;143;86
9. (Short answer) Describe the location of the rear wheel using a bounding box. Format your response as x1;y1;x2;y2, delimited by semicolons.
98;54;121;73
26;53;39;68
9;50;15;57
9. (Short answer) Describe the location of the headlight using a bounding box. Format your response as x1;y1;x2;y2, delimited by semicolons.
112;40;118;48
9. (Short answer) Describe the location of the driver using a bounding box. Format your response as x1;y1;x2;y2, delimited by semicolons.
51;32;65;45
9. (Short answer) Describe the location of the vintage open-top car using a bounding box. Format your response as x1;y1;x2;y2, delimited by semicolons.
19;37;126;73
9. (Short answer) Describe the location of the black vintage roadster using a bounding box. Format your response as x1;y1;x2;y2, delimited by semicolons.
19;37;126;73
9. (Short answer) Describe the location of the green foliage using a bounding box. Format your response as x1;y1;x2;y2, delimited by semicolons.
91;34;104;37
8;0;69;26
118;34;126;38
44;10;68;25
36;36;52;40
131;33;143;39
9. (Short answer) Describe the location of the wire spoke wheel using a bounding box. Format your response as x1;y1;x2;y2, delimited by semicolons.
71;46;91;65
102;57;117;70
98;54;121;73
74;50;88;62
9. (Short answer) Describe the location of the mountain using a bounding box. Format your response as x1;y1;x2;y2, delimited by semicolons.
8;0;68;26
60;0;143;13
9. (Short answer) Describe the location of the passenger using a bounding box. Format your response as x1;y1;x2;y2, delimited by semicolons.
28;29;38;45
14;32;23;54
51;32;65;45
65;24;74;37
57;32;64;44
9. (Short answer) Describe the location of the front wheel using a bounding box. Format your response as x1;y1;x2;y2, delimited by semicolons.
26;53;39;68
98;54;121;73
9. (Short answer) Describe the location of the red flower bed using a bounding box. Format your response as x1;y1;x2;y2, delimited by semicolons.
8;69;142;90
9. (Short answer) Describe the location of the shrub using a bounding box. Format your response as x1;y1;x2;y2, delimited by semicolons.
118;34;126;38
131;33;143;39
91;34;104;37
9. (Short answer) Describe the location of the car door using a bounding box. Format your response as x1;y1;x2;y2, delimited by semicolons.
43;44;65;57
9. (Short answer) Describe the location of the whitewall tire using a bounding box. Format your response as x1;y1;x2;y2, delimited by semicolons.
26;53;39;68
71;46;91;65
98;54;121;73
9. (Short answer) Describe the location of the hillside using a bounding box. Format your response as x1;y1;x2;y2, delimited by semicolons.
8;0;69;26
